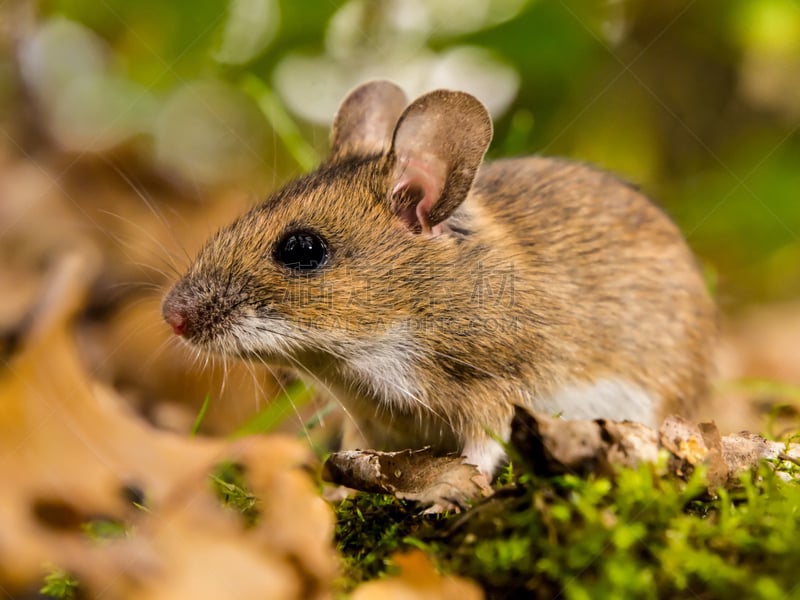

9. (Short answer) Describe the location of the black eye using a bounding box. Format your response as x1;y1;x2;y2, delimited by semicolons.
274;230;329;271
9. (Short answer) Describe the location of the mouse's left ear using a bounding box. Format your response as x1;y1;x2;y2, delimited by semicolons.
330;81;408;162
388;90;492;234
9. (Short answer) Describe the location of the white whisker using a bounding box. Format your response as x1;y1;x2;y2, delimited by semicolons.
101;156;192;268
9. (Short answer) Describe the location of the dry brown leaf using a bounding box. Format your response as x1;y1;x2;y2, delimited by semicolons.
510;406;799;488
510;407;660;477
0;251;336;598
351;551;484;600
323;448;493;511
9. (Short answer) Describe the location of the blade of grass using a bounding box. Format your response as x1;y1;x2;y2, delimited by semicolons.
191;393;212;436
239;73;319;172
231;379;316;438
303;399;337;431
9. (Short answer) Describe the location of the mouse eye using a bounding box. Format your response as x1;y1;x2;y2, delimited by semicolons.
274;230;329;271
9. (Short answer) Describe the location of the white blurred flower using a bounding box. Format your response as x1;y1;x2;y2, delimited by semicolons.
214;0;280;65
20;17;156;152
51;74;157;153
274;0;522;127
20;17;106;104
155;80;268;185
426;46;518;117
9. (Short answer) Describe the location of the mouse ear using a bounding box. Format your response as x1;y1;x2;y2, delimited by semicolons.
388;90;492;233
329;81;408;162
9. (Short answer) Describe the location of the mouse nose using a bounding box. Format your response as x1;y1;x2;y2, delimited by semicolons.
165;310;187;336
162;294;190;337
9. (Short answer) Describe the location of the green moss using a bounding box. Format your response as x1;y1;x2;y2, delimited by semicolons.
80;518;129;541
210;461;260;527
334;457;800;599
40;567;80;599
334;493;422;588
333;491;465;591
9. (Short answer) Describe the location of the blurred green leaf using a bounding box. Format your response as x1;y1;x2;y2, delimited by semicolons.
231;379;315;438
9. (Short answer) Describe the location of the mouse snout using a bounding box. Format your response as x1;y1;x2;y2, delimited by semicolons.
161;276;242;347
161;288;194;338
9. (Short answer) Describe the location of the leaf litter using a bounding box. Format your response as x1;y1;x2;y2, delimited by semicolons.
0;251;336;599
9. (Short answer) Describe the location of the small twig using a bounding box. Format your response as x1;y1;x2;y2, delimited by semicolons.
777;452;800;468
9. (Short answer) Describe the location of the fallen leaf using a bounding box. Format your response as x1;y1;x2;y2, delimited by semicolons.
351;550;483;600
510;407;659;476
510;406;799;488
0;251;336;598
323;448;493;511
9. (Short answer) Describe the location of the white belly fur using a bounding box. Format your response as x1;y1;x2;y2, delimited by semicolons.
536;378;658;427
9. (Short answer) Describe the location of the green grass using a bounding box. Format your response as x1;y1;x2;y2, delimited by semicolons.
210;460;260;528
239;73;320;173
230;380;317;439
190;393;212;436
334;457;800;599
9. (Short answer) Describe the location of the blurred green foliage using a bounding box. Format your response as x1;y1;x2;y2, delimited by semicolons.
40;567;80;599
15;0;800;307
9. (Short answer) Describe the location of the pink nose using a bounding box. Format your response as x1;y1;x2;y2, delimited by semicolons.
164;310;187;336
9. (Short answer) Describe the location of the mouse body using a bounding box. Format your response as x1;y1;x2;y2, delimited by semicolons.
162;81;715;476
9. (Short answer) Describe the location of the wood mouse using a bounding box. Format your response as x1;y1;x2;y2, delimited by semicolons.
162;81;716;477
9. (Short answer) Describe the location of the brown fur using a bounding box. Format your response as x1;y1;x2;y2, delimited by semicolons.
162;82;716;475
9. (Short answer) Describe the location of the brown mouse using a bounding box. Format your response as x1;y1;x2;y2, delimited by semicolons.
162;81;716;477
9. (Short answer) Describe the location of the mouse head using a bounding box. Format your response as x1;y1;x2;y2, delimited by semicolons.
162;81;492;362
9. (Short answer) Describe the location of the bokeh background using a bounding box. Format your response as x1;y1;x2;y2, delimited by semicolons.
1;0;798;438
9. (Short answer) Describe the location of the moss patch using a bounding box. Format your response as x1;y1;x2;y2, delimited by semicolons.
210;461;260;528
334;456;800;599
